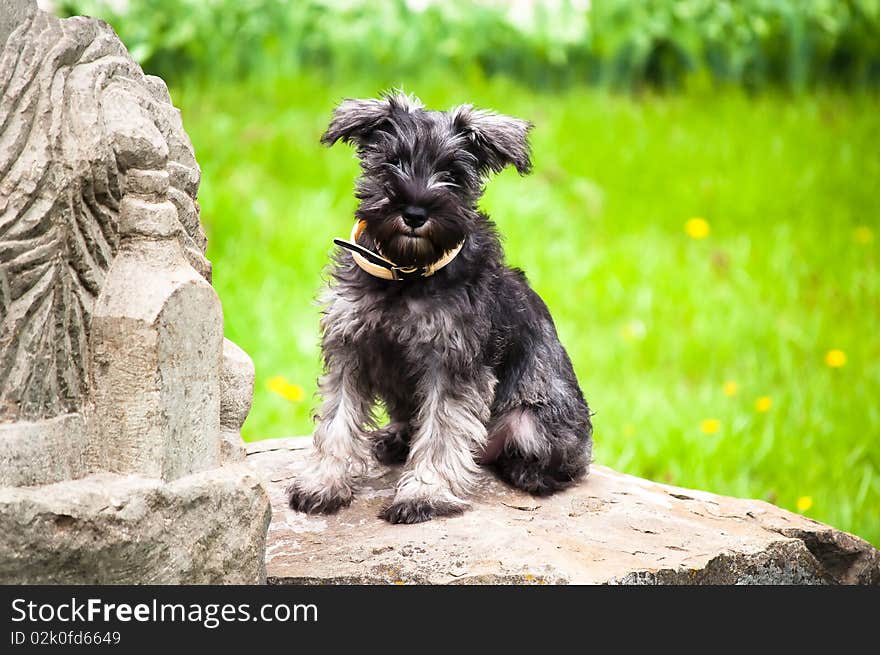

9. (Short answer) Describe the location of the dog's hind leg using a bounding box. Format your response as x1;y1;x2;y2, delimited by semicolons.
368;398;415;466
287;358;374;514
368;422;411;465
488;405;591;496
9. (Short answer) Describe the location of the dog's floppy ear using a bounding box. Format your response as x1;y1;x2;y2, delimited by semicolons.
321;92;424;147
452;105;533;175
321;98;390;147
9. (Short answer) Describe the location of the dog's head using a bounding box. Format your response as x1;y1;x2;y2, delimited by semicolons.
322;91;532;268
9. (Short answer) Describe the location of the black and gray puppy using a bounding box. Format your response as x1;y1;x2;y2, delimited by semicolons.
287;92;593;524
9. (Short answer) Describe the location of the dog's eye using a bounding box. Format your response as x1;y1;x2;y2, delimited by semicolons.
446;167;466;186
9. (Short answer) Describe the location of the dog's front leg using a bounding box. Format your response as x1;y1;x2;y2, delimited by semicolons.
287;359;373;514
381;373;493;524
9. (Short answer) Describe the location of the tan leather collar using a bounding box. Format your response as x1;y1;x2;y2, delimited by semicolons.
333;220;464;281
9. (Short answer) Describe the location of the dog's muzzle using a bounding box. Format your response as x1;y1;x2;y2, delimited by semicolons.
333;220;464;281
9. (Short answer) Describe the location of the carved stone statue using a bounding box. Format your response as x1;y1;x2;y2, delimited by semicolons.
0;0;270;583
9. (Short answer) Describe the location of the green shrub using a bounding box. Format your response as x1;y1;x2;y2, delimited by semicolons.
60;0;880;91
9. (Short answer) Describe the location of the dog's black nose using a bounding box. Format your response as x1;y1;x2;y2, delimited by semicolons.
402;206;428;228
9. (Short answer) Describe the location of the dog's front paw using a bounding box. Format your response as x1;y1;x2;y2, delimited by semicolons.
369;423;411;465
380;498;466;524
287;481;352;515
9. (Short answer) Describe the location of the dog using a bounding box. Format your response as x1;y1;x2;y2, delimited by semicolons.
287;92;593;524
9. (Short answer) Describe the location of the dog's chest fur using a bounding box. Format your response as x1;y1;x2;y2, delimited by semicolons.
322;266;495;397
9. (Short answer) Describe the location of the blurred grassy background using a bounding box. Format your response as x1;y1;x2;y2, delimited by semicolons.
61;1;879;545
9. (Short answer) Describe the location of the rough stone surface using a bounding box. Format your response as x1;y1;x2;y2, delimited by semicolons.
0;4;211;426
219;339;255;464
88;232;224;481
0;0;33;46
221;338;256;432
0;4;267;583
250;437;880;585
0;465;271;584
0;414;88;487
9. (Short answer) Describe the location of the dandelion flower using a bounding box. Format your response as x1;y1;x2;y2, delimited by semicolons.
825;349;847;368
722;380;738;397
755;396;772;413
266;375;305;402
854;226;873;244
796;496;813;512
700;418;721;434
685;217;710;239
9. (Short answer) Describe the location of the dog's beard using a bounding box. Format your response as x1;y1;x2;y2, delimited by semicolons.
364;212;466;268
383;231;438;267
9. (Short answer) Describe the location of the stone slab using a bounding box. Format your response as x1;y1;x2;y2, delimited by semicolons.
248;437;880;585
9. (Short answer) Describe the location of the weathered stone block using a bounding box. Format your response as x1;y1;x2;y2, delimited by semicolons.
0;465;270;584
89;235;223;482
0;0;268;583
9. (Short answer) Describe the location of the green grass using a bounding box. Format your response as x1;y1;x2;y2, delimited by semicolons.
172;72;880;546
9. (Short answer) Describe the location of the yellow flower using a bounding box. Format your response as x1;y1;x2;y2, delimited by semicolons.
755;396;772;413
266;375;304;402
685;217;710;239
700;418;721;434
722;380;738;397
796;496;813;512
825;349;847;368
854;226;873;244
